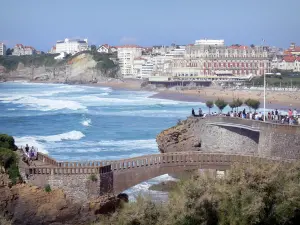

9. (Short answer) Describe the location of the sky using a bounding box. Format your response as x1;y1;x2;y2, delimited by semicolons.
1;0;299;51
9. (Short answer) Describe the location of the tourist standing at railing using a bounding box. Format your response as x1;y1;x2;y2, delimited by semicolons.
293;109;298;118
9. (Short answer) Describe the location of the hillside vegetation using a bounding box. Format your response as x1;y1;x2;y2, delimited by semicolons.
102;161;300;225
0;134;21;184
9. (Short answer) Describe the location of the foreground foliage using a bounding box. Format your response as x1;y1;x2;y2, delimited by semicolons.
0;134;21;184
102;162;300;225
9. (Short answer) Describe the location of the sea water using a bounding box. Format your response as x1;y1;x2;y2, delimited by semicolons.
0;81;215;200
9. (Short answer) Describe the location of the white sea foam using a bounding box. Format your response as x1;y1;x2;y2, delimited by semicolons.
81;118;91;126
14;136;48;154
38;131;85;142
0;95;86;111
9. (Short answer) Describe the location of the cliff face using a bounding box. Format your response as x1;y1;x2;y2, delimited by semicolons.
156;117;259;155
1;52;119;84
156;118;202;153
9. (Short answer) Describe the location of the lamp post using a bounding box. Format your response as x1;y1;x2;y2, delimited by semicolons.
263;70;266;121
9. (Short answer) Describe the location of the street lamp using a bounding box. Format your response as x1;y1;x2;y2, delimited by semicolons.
263;70;266;121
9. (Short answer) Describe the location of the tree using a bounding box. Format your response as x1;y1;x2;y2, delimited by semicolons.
233;98;243;112
91;45;97;52
229;101;236;111
6;48;13;55
206;101;214;115
244;98;261;113
250;99;260;113
250;44;255;48
214;98;227;113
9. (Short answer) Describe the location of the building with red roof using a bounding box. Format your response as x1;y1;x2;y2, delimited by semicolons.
12;44;36;56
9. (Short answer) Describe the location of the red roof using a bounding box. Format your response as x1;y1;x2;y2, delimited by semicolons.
283;55;296;62
100;44;109;48
16;44;24;47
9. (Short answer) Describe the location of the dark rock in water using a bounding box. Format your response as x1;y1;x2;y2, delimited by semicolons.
149;181;178;192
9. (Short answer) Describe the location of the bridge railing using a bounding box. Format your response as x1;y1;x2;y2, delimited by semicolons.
26;167;100;175
28;152;294;175
37;152;59;166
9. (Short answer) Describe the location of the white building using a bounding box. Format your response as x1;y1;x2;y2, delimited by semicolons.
152;45;175;55
117;45;143;77
97;44;110;53
272;55;300;72
195;39;225;46
55;38;88;55
54;52;67;60
0;43;6;56
12;44;36;56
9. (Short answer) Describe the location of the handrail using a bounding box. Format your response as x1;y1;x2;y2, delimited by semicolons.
27;152;293;175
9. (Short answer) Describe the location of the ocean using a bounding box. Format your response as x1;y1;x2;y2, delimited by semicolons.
0;81;213;199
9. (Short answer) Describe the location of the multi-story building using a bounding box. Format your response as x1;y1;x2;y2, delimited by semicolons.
55;38;88;55
0;43;6;56
117;45;143;77
171;40;271;80
152;45;175;55
12;44;36;56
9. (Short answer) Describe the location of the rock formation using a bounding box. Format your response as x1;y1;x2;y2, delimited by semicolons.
0;173;127;225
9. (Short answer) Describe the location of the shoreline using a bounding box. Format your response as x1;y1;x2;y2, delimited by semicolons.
3;78;300;110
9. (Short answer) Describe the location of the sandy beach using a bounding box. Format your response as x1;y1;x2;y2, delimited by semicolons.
6;78;300;110
92;79;300;110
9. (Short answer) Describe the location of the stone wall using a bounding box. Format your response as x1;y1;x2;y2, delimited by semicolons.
157;117;300;160
29;174;100;203
157;117;260;155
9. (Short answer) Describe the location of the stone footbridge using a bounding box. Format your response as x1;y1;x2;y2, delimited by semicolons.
25;151;292;202
23;116;300;202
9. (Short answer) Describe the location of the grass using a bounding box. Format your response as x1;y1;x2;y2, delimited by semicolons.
44;184;52;193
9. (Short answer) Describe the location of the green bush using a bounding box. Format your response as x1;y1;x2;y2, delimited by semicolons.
89;174;98;182
0;147;21;184
102;161;300;225
44;184;52;193
0;134;17;150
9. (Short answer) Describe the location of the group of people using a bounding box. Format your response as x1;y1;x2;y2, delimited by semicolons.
191;108;300;125
21;144;38;160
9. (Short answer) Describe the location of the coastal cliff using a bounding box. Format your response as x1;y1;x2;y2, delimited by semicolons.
0;52;119;84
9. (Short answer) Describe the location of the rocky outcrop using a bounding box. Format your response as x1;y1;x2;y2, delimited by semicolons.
156;118;202;153
156;117;259;155
0;174;126;225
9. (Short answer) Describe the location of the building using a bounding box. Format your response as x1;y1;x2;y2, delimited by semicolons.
54;52;67;60
171;40;271;80
48;46;56;54
117;45;143;77
97;44;110;53
284;43;300;56
152;45;175;55
272;55;300;72
55;38;88;55
12;44;36;56
0;43;6;56
195;39;225;46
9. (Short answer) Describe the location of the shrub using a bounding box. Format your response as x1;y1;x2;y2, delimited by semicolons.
0;147;21;184
214;98;228;113
100;161;300;225
89;174;98;182
206;101;214;114
0;134;17;150
44;184;52;192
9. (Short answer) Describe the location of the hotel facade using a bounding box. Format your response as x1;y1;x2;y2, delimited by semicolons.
171;40;271;80
55;38;89;55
